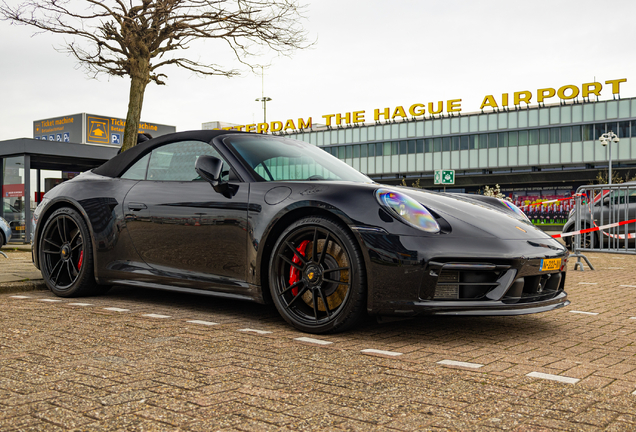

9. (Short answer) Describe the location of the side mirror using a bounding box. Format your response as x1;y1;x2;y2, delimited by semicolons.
195;155;237;198
195;155;223;187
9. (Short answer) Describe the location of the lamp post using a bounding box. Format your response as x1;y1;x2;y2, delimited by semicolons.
255;96;272;123
255;66;272;124
599;131;620;184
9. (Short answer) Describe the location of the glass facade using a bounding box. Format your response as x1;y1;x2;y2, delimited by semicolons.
282;98;636;178
2;156;27;241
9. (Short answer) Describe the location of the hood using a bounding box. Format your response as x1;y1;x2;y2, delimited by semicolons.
395;187;555;241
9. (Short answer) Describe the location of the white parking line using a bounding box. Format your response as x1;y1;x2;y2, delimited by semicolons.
104;307;129;312
294;337;332;345
9;295;30;299
630;317;636;320
526;372;579;384
238;328;272;335
361;349;403;357
620;285;636;288
187;320;218;326
143;314;171;319
607;267;625;270
39;299;62;302
578;282;598;285
68;303;92;306
569;311;599;315
437;360;483;369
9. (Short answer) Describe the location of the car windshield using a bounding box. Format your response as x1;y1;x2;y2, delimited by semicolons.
224;135;373;183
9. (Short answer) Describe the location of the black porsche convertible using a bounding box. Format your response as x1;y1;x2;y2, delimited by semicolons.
32;130;569;333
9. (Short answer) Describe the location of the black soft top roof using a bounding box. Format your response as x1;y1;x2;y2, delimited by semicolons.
92;129;244;178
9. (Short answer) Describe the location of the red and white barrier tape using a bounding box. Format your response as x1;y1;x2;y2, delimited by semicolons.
552;218;636;239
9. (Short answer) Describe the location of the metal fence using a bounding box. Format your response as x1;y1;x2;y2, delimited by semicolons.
570;183;636;258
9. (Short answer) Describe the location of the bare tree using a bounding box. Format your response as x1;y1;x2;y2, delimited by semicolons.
1;0;309;151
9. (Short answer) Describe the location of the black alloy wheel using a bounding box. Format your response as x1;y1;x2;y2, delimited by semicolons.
39;207;99;297
269;216;366;333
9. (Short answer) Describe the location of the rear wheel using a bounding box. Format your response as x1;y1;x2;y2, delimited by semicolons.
269;216;366;334
565;226;599;251
39;207;103;297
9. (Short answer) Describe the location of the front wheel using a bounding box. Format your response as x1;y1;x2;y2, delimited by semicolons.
39;207;101;297
269;216;366;334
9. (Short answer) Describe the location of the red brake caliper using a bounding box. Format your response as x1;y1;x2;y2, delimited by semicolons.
288;240;310;296
77;251;84;270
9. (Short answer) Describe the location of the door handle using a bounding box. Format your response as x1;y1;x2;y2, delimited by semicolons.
128;203;147;211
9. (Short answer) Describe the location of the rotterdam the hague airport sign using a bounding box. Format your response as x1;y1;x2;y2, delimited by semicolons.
216;78;627;134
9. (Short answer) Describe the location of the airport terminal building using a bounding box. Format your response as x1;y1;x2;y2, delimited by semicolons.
217;79;634;208
285;99;636;198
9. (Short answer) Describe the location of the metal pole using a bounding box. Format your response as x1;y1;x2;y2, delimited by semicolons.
609;138;613;185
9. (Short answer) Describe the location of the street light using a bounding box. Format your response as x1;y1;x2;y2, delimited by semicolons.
599;131;620;184
255;96;272;123
255;66;272;124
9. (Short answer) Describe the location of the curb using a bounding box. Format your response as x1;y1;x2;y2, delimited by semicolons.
0;280;47;295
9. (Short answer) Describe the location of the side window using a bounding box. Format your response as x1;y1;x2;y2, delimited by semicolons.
121;154;151;180
146;140;229;182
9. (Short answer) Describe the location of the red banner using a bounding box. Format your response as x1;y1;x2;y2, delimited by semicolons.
2;184;24;198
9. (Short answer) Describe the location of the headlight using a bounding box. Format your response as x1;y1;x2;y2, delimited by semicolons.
497;198;531;222
376;188;440;233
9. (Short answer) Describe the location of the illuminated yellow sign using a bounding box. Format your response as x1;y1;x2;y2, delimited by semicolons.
214;78;627;133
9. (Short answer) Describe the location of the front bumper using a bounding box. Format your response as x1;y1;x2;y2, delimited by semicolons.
358;231;569;317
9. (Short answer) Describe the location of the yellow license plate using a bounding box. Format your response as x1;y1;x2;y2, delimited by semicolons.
15;226;25;231
541;258;561;271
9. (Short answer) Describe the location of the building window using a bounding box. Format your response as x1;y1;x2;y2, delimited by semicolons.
479;134;488;149
508;131;518;147
582;124;593;141
550;128;560;144
498;132;508;147
619;121;631;138
442;137;451;151
346;145;353;158
452;136;460;151
594;123;607;140
572;125;582;141
488;133;498;148
408;140;415;154
376;142;383;156
399;141;407;155
460;135;469;150
434;138;442;152
561;126;571;142
425;139;433;153
539;129;550;145
519;130;528;146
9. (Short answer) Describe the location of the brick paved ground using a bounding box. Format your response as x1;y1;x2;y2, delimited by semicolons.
0;252;635;430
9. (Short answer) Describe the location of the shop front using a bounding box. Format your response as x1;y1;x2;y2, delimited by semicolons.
1;138;117;243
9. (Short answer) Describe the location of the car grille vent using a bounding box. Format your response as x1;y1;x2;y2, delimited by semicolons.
434;271;459;299
428;261;511;301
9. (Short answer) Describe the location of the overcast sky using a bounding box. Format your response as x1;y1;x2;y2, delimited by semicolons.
1;0;635;141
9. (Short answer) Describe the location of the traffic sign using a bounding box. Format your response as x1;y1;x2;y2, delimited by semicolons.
434;170;455;185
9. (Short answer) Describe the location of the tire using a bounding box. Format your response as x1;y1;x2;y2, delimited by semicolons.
269;216;366;334
0;231;5;247
39;207;102;297
566;226;599;251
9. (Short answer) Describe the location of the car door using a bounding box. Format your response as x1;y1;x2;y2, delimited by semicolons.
122;139;249;289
